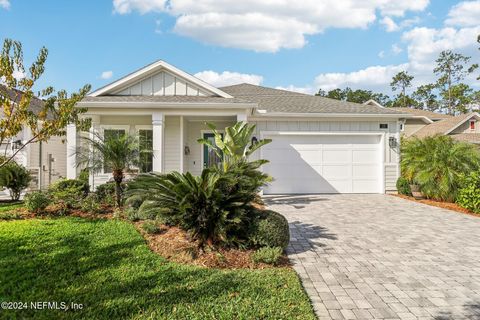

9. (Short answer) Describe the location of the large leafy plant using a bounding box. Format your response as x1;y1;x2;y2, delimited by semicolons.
76;132;141;207
456;172;480;213
401;135;480;201
0;161;31;200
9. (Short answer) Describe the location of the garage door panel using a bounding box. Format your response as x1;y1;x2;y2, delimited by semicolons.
352;149;379;163
323;149;351;163
262;134;382;194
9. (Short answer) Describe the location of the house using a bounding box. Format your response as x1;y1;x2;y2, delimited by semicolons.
0;84;67;193
69;60;409;194
392;107;480;145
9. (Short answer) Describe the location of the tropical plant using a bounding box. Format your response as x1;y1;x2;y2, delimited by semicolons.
401;135;480;201
76;132;141;207
456;172;480;213
0;162;31;200
197;122;271;171
248;210;290;250
128;169;255;248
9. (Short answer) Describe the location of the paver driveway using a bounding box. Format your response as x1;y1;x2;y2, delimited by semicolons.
264;194;480;320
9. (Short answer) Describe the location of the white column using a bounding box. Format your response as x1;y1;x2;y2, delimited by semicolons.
88;116;100;189
152;112;164;173
66;123;77;179
237;113;247;123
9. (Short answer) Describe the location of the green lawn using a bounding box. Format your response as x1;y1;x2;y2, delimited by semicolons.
0;201;23;213
0;218;315;319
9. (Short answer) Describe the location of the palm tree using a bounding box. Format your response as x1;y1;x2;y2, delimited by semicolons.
401;135;480;201
76;132;141;207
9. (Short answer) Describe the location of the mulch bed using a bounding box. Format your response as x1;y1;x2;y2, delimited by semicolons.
392;193;479;218
134;222;290;270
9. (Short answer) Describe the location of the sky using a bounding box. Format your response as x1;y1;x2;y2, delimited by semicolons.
0;0;479;97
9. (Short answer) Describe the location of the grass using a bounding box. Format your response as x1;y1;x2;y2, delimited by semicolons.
0;201;23;213
0;218;315;319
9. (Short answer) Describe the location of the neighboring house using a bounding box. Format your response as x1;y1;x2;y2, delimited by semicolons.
411;112;480;145
0;84;67;193
69;60;409;194
389;107;452;136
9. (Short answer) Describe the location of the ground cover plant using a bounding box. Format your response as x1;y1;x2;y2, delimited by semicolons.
0;218;315;320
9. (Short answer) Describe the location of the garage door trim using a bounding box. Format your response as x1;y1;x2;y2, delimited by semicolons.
259;131;386;194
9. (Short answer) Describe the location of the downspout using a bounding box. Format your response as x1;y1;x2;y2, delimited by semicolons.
38;142;43;190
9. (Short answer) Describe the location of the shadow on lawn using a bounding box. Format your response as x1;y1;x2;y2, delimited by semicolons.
0;218;267;319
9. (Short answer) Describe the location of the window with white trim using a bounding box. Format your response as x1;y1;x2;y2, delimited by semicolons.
138;129;153;173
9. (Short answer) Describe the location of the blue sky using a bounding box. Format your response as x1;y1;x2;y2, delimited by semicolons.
0;0;478;96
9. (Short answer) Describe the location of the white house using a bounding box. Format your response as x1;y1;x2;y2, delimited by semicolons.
69;60;410;194
0;84;67;194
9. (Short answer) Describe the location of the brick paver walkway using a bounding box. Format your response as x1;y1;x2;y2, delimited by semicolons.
264;194;480;320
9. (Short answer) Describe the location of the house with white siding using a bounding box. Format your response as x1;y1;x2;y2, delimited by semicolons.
70;60;410;194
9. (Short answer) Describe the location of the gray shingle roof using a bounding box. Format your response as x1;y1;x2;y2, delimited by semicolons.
412;113;477;138
219;83;405;115
0;84;44;114
390;107;452;120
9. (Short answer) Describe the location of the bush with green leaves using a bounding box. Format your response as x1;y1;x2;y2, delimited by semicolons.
24;191;51;213
80;194;102;214
248;210;290;250
456;172;480;213
141;221;161;234
396;177;412;196
0;162;31;200
48;178;88;210
95;182;125;206
251;247;283;265
401;135;480;201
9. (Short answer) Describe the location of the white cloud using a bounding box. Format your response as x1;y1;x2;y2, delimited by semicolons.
391;43;403;55
445;0;480;27
381;17;399;32
275;85;314;94
113;0;166;14
100;71;114;79
194;70;263;87
378;50;386;58
113;0;430;52
0;0;10;9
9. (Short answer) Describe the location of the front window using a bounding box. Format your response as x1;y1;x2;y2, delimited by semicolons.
138;129;153;173
103;129;126;173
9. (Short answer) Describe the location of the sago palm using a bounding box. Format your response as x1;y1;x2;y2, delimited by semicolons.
77;132;141;207
401;135;480;201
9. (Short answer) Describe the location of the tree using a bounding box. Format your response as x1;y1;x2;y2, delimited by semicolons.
390;71;414;108
433;50;478;114
316;87;392;106
441;83;475;114
412;84;439;111
0;39;90;168
76;132;141;207
0;161;31;200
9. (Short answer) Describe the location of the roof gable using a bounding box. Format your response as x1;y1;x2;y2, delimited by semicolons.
413;112;480;138
89;60;232;98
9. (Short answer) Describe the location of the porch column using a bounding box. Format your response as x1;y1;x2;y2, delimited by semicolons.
237;113;247;123
88;116;100;190
152;112;164;172
66;123;77;179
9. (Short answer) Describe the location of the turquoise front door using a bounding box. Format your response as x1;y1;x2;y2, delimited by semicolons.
203;133;223;168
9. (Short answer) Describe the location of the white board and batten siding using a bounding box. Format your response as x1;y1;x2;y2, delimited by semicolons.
113;71;210;97
250;120;400;193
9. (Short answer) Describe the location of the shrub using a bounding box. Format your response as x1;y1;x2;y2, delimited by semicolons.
48;178;88;209
95;182;124;206
396;177;412;196
251;247;283;265
248;210;290;250
125;207;141;221
141;221;161;234
401;135;480;201
456;172;480;213
0;162;31;200
80;194;102;214
24;191;51;213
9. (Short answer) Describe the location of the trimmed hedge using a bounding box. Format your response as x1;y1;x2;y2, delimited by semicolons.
248;210;290;250
24;191;50;213
396;177;412;196
456;172;480;213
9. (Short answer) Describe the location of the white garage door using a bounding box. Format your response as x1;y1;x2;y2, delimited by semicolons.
262;134;383;194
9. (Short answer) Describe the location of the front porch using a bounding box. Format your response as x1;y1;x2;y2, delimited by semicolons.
66;111;247;188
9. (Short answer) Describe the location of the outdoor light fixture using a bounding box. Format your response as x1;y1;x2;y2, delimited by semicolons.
251;136;258;144
389;137;397;148
12;140;23;150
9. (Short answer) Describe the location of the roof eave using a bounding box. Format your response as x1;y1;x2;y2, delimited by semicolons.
77;101;256;109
